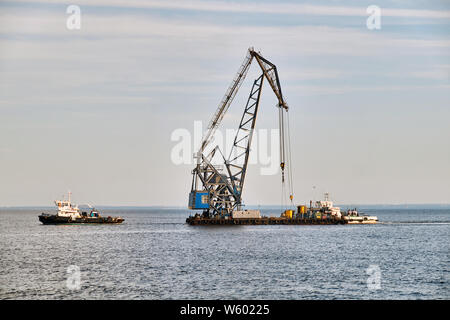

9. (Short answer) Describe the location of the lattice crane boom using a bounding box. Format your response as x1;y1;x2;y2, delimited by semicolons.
189;48;291;217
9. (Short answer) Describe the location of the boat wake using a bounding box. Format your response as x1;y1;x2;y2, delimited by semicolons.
379;221;450;225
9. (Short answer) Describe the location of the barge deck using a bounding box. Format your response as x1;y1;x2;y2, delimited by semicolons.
186;216;347;226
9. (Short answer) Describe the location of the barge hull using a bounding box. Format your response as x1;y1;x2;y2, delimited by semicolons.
186;217;347;226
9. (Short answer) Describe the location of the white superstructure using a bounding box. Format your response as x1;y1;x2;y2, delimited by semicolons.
54;192;81;218
315;193;342;219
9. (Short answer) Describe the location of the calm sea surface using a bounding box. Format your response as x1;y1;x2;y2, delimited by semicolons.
1;207;449;300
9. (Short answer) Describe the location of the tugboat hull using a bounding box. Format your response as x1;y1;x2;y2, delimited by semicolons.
39;214;124;225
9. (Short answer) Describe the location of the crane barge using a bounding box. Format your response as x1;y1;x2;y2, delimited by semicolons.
186;48;377;225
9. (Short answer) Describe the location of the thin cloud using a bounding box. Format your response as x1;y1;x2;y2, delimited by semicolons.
11;0;450;19
1;11;449;55
286;84;450;96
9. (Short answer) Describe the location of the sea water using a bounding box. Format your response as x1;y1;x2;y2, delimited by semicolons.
1;207;448;299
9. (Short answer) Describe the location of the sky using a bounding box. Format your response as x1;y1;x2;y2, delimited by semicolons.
0;0;449;206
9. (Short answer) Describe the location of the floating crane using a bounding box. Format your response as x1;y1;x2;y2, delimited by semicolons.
188;48;294;217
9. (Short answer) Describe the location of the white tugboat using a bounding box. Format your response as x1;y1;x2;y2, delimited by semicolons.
301;193;378;224
342;208;378;224
38;192;124;224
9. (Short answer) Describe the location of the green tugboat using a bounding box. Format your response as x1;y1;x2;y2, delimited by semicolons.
38;192;124;225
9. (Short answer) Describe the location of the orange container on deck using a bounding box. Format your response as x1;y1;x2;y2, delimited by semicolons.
297;205;306;214
285;210;293;219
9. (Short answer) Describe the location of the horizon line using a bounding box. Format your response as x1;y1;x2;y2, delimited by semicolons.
1;203;450;208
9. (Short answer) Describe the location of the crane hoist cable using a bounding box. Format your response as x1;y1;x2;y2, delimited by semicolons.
279;104;294;208
286;109;294;205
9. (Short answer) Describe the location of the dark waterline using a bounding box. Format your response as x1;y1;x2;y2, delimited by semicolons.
1;208;449;300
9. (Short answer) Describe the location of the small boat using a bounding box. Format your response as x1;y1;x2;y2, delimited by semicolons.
38;192;124;225
342;209;378;224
